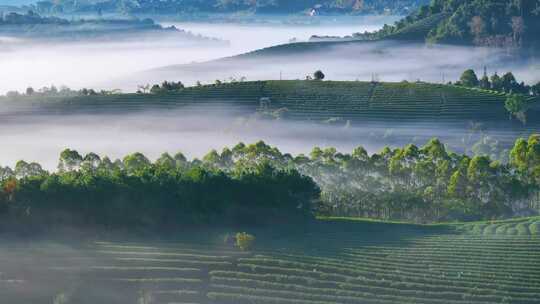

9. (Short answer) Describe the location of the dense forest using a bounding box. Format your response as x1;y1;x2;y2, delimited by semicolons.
0;152;319;230
1;136;539;230
368;0;540;47
32;0;429;16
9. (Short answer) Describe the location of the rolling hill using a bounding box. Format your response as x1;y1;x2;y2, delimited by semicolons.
3;80;538;152
4;80;537;125
1;216;540;303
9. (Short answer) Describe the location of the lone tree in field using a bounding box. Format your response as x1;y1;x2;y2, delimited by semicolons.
313;70;325;81
236;232;255;251
460;69;479;87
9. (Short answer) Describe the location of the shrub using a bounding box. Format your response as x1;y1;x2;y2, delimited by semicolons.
313;70;325;81
495;224;510;235
236;232;255;251
483;224;497;235
506;228;518;236
472;224;487;234
516;223;530;235
529;222;540;235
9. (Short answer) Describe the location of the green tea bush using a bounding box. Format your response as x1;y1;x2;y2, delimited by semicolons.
516;223;530;236
236;232;256;251
482;224;497;235
472;224;487;235
529;222;540;235
506;227;518;236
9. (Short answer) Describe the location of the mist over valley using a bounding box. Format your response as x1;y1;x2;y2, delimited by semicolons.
1;1;540;304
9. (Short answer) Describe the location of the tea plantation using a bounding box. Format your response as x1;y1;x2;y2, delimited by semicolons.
3;81;537;127
1;217;540;304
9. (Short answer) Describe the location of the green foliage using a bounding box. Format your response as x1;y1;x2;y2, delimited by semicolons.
313;70;325;81
369;0;540;47
505;94;528;123
0;149;319;229
460;69;479;87
530;221;540;235
235;232;255;251
150;81;185;94
1;133;540;226
35;0;428;16
516;222;530;235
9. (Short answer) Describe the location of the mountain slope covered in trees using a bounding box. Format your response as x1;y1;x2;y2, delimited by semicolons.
33;0;429;16
372;0;540;47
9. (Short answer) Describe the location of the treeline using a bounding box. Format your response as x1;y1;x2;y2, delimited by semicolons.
0;10;67;25
0;150;319;230
201;138;538;222
456;69;540;96
1;137;539;227
366;0;540;47
33;0;427;16
455;69;539;123
3;85;121;98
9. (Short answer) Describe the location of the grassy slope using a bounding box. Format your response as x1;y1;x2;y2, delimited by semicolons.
1;217;540;303
4;80;535;125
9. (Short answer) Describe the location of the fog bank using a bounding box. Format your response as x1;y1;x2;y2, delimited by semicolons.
0;17;395;94
140;40;540;89
0;105;526;170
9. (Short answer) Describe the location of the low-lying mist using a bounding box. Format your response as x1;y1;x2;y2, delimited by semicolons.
0;105;520;170
141;40;540;88
0;17;394;94
0;35;224;95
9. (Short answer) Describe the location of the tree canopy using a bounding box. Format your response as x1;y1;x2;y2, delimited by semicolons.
1;137;540;229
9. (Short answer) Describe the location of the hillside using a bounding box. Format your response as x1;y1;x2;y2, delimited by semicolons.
5;80;537;124
32;0;429;16
254;1;540;49
3;80;538;154
0;11;224;42
2;216;540;303
369;0;540;47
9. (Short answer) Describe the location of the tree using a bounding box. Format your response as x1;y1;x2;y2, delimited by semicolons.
123;152;151;174
150;84;161;94
0;167;14;181
25;87;34;95
501;72;518;93
81;152;101;172
313;70;325;81
156;153;175;169
58;149;83;172
511;16;525;46
490;73;502;91
505;94;528;123
532;82;540;96
460;69;479;87
137;84;150;93
479;74;490;89
469;16;485;43
447;170;468;198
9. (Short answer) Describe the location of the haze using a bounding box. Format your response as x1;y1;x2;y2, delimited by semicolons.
0;16;398;94
0;105;524;170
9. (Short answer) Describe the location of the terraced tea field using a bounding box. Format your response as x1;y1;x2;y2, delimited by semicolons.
1;217;540;304
3;81;536;126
